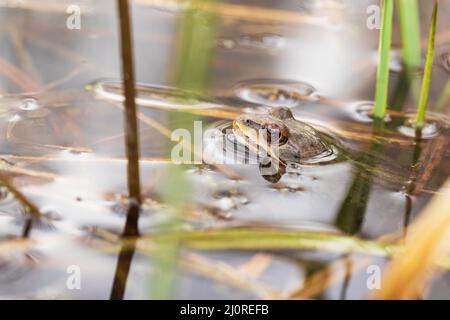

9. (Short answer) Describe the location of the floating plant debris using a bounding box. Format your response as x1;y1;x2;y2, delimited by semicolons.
218;33;286;51
87;80;219;109
234;79;318;107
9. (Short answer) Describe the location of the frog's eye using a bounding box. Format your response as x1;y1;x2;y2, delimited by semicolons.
264;123;288;145
243;119;254;127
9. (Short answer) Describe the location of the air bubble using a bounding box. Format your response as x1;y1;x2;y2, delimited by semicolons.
19;98;39;111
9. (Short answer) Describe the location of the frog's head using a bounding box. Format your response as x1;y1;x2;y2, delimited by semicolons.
232;111;290;148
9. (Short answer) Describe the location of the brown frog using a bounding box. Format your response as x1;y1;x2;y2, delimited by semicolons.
232;107;334;182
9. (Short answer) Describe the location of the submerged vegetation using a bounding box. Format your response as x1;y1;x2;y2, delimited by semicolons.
0;0;449;301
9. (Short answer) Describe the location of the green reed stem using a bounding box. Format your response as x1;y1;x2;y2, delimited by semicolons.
398;0;421;72
116;0;142;204
415;1;438;129
151;166;191;300
374;0;394;120
150;0;217;300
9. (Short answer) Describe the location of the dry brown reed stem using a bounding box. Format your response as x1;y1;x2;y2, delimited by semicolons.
373;177;450;299
0;172;41;219
116;0;142;204
7;26;40;83
0;57;38;92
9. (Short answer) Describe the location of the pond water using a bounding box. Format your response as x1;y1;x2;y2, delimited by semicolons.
0;0;449;299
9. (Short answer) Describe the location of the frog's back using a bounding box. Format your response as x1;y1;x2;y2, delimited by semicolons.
282;118;333;163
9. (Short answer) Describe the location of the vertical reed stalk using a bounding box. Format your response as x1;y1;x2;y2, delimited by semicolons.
150;0;217;299
109;0;141;300
116;0;142;204
415;1;438;129
373;0;394;120
398;0;421;72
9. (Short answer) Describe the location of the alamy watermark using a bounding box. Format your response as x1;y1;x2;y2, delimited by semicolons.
366;264;381;290
66;265;81;290
66;4;82;30
366;4;381;30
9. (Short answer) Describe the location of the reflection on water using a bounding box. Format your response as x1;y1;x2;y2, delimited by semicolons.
0;0;449;300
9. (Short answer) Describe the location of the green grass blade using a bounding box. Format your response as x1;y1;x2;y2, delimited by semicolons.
146;228;397;257
398;0;421;71
150;0;218;299
374;0;394;120
138;228;450;269
415;1;438;128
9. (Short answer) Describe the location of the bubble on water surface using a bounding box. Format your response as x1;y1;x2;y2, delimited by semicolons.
217;38;237;49
19;98;39;111
217;33;286;51
349;101;392;123
234;79;318;107
238;33;286;50
12;97;50;119
398;118;441;139
212;187;250;211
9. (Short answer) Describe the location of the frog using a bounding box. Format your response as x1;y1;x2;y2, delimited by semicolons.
232;107;335;182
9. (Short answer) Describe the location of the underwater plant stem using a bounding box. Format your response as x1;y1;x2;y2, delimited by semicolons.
110;203;140;300
373;0;394;120
398;0;421;72
116;0;142;204
415;1;438;128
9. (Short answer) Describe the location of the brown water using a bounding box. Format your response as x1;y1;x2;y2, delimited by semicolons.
0;0;450;299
